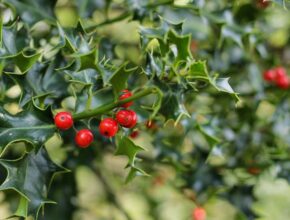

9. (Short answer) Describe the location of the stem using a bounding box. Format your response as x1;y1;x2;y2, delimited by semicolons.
72;87;157;120
85;12;131;32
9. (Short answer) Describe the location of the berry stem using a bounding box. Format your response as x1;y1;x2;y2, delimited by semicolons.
72;87;158;120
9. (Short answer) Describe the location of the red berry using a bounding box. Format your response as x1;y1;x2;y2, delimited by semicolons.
256;0;270;8
130;130;139;138
119;89;133;108
247;167;261;175
276;75;290;89
99;118;119;138
192;207;206;220
116;110;133;127
263;69;276;82
190;40;198;53
153;175;165;187
274;67;287;80
127;110;137;128
116;110;137;128
75;129;94;148
54;112;74;130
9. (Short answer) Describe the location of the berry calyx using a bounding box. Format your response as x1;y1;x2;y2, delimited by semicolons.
99;118;119;138
54;112;74;130
119;89;133;108
192;207;206;220
263;69;276;82
116;109;137;128
75;129;94;148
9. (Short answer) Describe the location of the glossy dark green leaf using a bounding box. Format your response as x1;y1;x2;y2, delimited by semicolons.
115;135;147;183
77;49;98;71
57;22;88;52
188;61;239;100
0;105;55;153
159;92;190;123
0;22;28;56
64;68;99;86
109;64;137;98
74;87;114;113
140;19;183;49
4;51;40;74
8;0;57;25
0;147;68;219
10;60;69;107
166;30;192;62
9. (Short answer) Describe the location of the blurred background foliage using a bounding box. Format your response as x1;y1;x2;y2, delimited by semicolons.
1;0;290;219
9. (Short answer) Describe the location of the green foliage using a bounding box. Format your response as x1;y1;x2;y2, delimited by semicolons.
0;0;290;219
0;105;55;153
0;147;67;218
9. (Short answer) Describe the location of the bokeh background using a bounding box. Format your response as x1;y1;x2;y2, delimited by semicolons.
1;0;290;219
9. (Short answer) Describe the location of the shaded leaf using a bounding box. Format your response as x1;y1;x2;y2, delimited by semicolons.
0;105;55;153
109;64;137;98
159;91;190;123
10;60;69;107
0;147;68;219
74;87;114;113
8;0;57;25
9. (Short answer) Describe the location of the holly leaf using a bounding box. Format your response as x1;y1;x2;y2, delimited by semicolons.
188;60;210;79
74;87;114;113
0;21;28;56
166;30;192;62
109;64;137;98
140;18;183;45
10;60;69;108
64;68;99;86
76;48;98;71
0;105;55;153
4;51;41;74
188;61;239;101
115;136;144;166
125;166;149;184
115;135;148;183
57;22;88;53
159;91;190;123
197;124;221;147
0;147;68;219
8;0;57;25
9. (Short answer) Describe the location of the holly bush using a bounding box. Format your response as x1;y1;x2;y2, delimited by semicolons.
1;0;290;219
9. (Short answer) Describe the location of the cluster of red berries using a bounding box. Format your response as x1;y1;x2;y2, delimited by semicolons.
54;90;137;148
263;67;290;89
